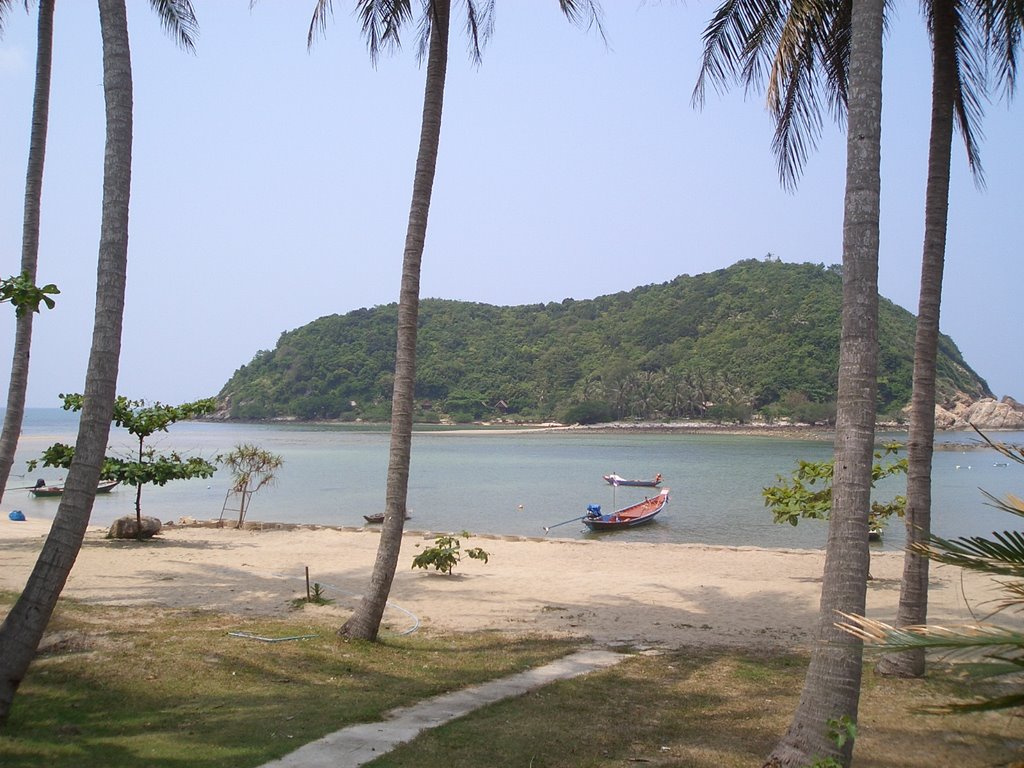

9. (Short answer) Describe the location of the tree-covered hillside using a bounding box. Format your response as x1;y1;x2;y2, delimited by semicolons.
217;259;991;423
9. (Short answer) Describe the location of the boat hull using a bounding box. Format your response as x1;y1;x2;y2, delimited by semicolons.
30;480;119;498
584;489;670;531
363;513;411;524
603;474;662;488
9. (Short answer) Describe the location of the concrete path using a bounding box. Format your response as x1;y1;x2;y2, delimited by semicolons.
259;648;627;768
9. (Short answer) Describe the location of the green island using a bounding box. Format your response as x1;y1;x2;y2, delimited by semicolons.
217;259;989;425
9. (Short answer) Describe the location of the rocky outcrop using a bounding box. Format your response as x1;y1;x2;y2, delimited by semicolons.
934;397;1024;431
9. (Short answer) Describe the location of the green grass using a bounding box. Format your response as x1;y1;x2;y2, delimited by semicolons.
2;596;1021;768
370;652;1023;768
0;597;580;768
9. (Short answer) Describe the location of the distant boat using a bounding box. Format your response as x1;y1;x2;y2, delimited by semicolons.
363;512;411;524
583;489;670;531
603;472;663;488
29;479;120;498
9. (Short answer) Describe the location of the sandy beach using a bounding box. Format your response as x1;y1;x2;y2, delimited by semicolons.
1;516;1017;649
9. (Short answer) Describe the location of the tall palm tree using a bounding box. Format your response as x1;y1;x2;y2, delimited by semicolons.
0;0;56;506
0;0;197;725
874;0;977;678
766;4;884;762
305;0;602;642
877;0;1022;679
331;0;451;641
695;0;1019;681
695;1;883;763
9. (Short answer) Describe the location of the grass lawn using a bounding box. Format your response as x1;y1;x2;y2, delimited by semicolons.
1;594;1021;767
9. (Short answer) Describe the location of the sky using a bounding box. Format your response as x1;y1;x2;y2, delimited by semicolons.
0;2;1021;409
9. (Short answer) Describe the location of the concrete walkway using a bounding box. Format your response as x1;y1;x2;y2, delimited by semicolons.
259;648;628;768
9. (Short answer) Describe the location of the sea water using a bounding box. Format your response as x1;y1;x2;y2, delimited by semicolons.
4;408;1021;552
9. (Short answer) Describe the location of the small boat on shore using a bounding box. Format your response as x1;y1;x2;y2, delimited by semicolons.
584;488;669;531
29;479;120;498
363;512;411;524
603;472;662;488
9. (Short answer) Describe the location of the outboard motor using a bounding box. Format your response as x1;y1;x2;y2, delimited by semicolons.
585;504;602;519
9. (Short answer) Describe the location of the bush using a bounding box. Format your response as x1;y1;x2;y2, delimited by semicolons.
562;401;614;425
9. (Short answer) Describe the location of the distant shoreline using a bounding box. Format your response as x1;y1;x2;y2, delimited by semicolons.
200;415;1014;449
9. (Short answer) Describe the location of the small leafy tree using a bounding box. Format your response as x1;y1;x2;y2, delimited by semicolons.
840;430;1024;713
0;273;59;318
29;395;218;539
763;443;907;534
218;443;283;526
411;532;489;575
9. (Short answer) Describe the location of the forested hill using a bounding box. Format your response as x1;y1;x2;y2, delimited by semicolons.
216;259;992;423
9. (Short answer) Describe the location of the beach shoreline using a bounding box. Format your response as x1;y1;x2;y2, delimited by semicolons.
3;517;1017;651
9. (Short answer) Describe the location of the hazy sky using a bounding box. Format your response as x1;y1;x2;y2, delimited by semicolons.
0;2;1020;409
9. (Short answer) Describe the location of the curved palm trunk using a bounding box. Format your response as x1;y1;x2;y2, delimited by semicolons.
765;0;884;765
0;0;56;505
340;0;450;641
0;0;131;725
875;0;956;679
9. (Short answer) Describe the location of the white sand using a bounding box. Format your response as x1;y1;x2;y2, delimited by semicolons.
1;517;1015;649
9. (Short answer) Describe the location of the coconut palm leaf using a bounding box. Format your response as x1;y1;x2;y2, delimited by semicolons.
938;1;988;183
982;0;1023;98
914;530;1024;579
149;0;198;53
0;1;25;37
837;613;1024;711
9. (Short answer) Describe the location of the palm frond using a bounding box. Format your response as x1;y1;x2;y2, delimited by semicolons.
840;612;1024;713
462;0;495;66
913;530;1024;579
693;0;847;189
0;1;30;39
307;0;334;50
838;613;1024;656
981;0;1024;101
981;489;1024;519
820;0;850;127
692;0;776;106
346;0;414;62
148;0;198;53
768;0;850;189
997;579;1024;606
934;0;989;187
558;0;606;41
414;1;433;64
972;424;1024;466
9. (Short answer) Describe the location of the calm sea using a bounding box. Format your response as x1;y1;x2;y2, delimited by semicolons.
4;408;1021;551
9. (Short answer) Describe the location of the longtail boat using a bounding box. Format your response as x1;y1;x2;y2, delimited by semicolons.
29;479;120;498
583;488;669;531
603;473;662;488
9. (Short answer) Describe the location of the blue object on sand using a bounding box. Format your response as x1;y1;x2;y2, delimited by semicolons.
9;510;26;521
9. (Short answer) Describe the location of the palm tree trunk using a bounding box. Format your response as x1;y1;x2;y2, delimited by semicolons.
340;0;450;641
875;0;956;679
0;0;56;505
0;0;132;725
765;0;884;764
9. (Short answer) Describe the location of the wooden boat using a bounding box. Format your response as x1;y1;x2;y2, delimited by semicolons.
29;479;120;498
584;488;669;531
603;472;662;487
363;512;411;524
